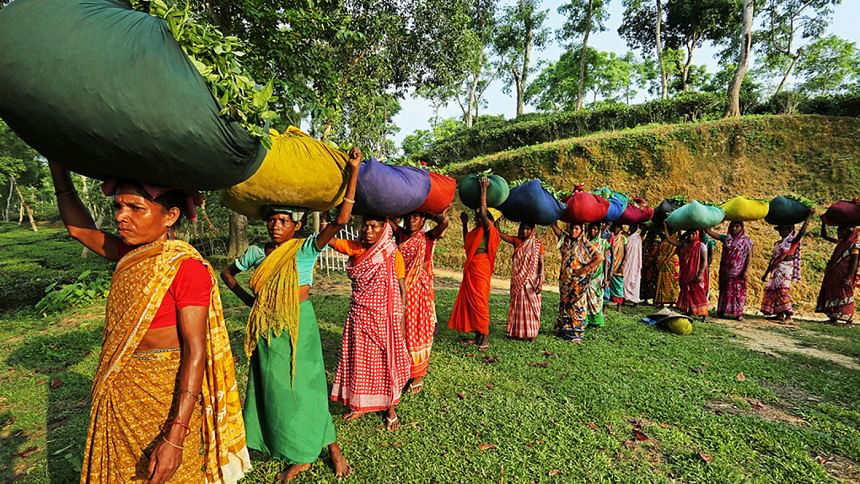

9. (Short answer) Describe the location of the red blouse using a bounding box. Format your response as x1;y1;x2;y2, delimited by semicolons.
117;243;212;329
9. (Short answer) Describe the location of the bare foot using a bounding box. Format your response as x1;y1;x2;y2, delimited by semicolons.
277;463;311;482
328;443;352;478
343;410;365;422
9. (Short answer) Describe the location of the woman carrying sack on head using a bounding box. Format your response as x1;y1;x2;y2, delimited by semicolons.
815;219;859;325
220;148;362;481
49;161;249;484
500;222;545;341
551;222;605;344
760;213;813;324
706;222;754;320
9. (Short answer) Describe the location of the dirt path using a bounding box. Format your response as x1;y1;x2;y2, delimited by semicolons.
433;268;559;294
710;317;859;371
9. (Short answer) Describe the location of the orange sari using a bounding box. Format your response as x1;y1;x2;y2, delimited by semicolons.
448;224;500;336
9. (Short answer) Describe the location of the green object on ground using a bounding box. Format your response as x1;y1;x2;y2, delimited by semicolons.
458;174;510;209
0;0;265;190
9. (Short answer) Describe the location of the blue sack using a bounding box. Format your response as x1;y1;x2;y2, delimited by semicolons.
593;187;630;222
499;179;564;226
354;158;431;217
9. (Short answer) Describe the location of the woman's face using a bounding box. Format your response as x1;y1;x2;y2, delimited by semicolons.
837;226;852;240
588;224;600;239
777;225;793;238
518;223;535;239
360;218;386;247
407;213;426;233
569;224;583;239
267;213;300;245
113;184;178;246
729;222;743;237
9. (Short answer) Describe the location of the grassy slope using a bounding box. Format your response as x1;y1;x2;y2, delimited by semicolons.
1;227;858;482
435;115;860;314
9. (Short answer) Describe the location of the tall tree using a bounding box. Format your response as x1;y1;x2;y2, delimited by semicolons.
726;0;755;117
758;0;839;94
619;0;668;99
664;0;738;92
494;0;550;117
559;0;611;110
794;35;860;95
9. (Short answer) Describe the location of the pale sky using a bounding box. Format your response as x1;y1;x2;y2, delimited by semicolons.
392;0;860;147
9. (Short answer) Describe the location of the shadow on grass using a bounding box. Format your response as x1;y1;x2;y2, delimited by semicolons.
6;327;101;482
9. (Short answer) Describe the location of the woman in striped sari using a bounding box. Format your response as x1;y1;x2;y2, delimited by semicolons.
500;222;545;341
392;210;450;394
761;214;813;323
552;222;605;343
49;161;249;483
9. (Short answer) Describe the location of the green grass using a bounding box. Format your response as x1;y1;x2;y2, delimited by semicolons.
0;226;859;482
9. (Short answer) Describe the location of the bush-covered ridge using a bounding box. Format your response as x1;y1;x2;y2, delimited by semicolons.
422;92;860;165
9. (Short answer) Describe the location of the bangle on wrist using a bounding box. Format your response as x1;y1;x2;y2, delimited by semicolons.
342;197;355;204
161;435;185;450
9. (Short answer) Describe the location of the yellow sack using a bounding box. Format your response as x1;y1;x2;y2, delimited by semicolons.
720;196;769;222
222;127;347;218
660;317;693;335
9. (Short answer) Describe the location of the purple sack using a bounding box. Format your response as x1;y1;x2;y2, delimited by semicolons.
355;157;431;217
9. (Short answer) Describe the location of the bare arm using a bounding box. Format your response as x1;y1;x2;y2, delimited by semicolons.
316;147;362;250
705;228;722;240
478;178;492;231
696;245;708;282
550;222;563;239
147;305;208;483
663;222;680;247
791;210;815;244
49;161;121;260
460;212;469;244
398;278;407;337
819;217;838;243
220;263;255;307
426;210;450;241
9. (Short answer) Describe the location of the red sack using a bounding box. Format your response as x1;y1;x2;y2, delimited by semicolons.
617;198;654;224
823;199;860;227
561;191;610;223
416;171;456;214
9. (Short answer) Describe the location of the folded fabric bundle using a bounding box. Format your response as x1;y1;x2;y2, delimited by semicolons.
617;198;654;224
499;179;565;225
458;174;510;209
222;128;347;219
0;0;264;190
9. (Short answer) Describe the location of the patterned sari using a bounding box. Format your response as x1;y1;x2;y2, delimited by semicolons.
507;236;544;339
717;231;754;318
655;240;680;305
609;234;626;303
587;236;610;327
82;241;250;483
399;230;435;378
815;229;860;322
761;232;802;316
330;224;411;412
677;235;709;317
556;235;598;341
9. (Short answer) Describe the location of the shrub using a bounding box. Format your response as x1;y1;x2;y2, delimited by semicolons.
799;93;860;117
35;270;111;313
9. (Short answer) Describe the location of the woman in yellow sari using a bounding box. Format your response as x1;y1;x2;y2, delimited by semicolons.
50;161;249;483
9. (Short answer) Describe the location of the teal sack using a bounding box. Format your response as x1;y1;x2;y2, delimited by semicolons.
764;196;811;226
666;200;725;230
0;0;265;190
458;174;510;209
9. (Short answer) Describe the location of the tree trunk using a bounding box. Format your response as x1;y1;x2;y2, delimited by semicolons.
774;53;799;94
12;179;37;232
726;0;754;117
4;178;13;222
227;211;249;259
465;71;480;128
655;0;668;100
681;40;696;92
517;2;533;117
576;0;594;111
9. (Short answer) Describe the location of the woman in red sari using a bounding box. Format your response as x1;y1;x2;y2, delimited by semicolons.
449;178;500;351
392;210;450;395
664;224;709;319
330;218;411;431
500;222;544;341
816;221;859;324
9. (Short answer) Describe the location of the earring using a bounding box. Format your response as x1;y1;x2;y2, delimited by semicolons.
167;226;175;240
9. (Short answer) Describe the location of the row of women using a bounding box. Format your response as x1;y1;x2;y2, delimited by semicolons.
49;149;858;482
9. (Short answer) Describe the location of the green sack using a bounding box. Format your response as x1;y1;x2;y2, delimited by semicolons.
764;196;812;226
666;200;725;231
458;174;510;209
0;0;264;191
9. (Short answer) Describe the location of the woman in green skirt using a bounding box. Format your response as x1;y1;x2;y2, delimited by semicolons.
221;148;361;481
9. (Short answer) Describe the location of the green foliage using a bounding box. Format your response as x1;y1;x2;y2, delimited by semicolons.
35;270;111;314
794;35;860;96
424;92;726;164
798;92;860;117
131;0;277;146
